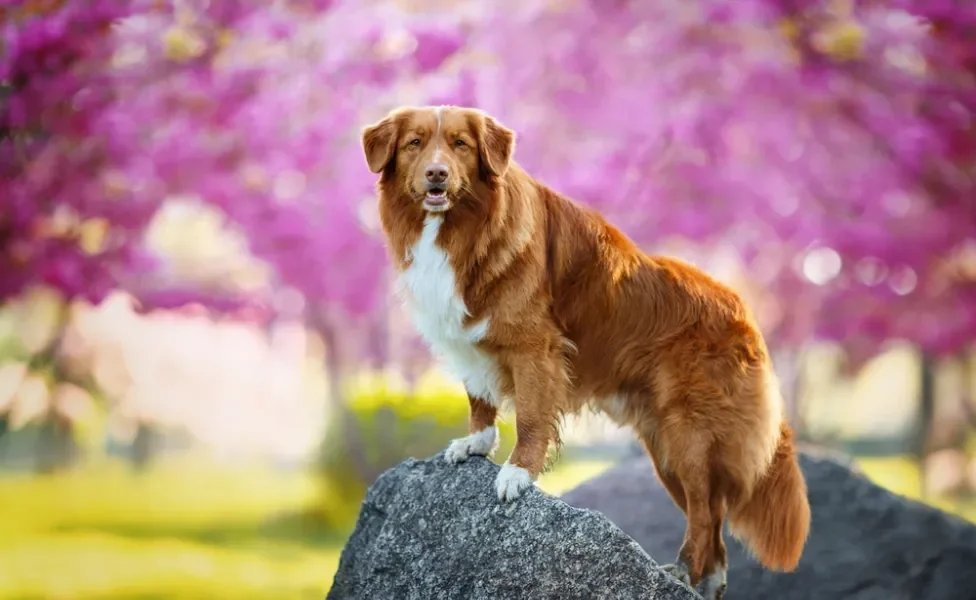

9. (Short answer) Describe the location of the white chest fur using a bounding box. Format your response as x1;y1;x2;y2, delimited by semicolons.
398;216;503;405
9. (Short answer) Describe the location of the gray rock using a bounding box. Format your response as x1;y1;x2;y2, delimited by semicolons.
327;452;700;600
562;448;976;600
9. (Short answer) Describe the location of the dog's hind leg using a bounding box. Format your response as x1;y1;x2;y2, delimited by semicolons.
697;492;729;600
639;432;692;585
640;415;727;593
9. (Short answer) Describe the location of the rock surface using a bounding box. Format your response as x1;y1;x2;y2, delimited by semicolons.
562;448;976;600
327;452;699;600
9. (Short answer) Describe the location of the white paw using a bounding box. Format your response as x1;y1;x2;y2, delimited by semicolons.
444;426;498;464
661;562;691;586
698;569;728;600
495;461;533;502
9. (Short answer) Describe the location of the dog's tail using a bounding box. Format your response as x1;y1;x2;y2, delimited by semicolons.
728;420;811;571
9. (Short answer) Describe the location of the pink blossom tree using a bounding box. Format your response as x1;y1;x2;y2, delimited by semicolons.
4;0;975;376
1;0;464;368
458;0;976;363
1;2;468;471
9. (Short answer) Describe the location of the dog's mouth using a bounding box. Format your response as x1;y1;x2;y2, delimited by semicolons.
423;187;449;210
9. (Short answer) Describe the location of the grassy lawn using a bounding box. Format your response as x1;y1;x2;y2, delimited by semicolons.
0;453;971;599
0;457;340;600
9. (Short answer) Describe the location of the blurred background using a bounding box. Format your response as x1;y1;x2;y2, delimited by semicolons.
2;0;975;598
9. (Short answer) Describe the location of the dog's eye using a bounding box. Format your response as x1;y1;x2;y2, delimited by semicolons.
409;139;421;147
454;139;466;148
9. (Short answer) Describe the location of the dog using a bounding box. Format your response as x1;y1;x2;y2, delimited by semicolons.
361;105;810;599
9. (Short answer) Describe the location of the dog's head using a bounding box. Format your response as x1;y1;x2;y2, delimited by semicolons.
361;105;515;214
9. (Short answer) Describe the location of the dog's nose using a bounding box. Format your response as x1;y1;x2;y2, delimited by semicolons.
425;163;449;185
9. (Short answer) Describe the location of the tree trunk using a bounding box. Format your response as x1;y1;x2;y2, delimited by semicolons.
773;347;807;439
312;309;377;489
365;308;391;371
131;420;155;471
960;350;976;496
315;317;346;412
916;352;936;497
35;411;76;473
30;302;75;474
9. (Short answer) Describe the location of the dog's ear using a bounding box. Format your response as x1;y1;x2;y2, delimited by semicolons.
475;112;515;179
362;113;400;174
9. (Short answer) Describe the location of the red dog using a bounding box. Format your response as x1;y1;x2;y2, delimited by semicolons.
361;105;810;599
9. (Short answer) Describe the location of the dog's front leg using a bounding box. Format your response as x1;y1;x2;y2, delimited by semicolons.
445;393;499;463
495;351;564;502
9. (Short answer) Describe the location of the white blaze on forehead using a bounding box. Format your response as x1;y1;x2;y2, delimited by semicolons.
432;106;444;162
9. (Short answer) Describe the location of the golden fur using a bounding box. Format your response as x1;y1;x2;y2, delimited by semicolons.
361;105;810;597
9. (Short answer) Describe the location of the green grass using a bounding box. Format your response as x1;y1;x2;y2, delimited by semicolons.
0;452;972;600
0;456;341;600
